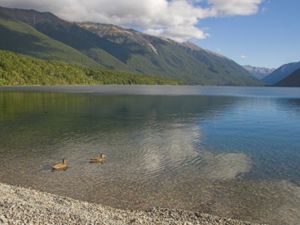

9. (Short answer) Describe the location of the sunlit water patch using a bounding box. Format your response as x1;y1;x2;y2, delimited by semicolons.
0;86;300;224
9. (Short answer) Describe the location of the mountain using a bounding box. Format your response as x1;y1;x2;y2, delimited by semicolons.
275;68;300;87
0;7;98;67
77;22;260;85
0;6;131;71
0;6;261;86
0;50;180;85
243;65;274;80
263;61;300;85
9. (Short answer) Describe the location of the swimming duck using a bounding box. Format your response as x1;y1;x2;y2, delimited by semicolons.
52;159;68;171
89;153;107;164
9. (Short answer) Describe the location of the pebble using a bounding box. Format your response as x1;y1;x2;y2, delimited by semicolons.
0;183;263;225
0;215;8;225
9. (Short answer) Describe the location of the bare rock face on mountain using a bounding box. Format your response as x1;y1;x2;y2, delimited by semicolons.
243;65;275;80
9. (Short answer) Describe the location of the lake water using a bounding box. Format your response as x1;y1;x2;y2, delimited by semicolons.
0;86;300;224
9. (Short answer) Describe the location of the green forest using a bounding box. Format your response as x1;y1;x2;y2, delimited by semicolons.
0;50;181;86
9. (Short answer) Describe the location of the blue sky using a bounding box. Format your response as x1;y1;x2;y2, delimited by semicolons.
195;1;300;68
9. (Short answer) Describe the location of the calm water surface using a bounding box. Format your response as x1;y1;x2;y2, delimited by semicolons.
0;86;300;224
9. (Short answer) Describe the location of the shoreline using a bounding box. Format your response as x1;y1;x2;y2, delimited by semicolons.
0;182;261;225
0;85;299;99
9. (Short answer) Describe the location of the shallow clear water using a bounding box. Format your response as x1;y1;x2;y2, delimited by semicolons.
0;86;300;224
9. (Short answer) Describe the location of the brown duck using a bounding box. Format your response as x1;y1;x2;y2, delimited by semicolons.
89;153;107;164
52;159;68;171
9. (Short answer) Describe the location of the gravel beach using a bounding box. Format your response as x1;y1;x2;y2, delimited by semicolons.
0;183;261;225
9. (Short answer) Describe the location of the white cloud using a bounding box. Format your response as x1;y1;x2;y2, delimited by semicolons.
241;54;247;59
0;0;263;42
208;0;262;15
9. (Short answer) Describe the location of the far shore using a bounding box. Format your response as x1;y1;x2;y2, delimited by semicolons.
0;182;261;225
0;85;299;99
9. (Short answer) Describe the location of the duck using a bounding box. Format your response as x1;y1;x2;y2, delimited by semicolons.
52;158;68;171
89;153;107;164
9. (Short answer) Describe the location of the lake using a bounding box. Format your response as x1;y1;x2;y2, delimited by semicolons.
0;86;300;225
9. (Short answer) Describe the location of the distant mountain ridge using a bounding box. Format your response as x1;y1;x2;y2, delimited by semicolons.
0;6;261;86
243;65;274;80
275;68;300;87
263;61;300;85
